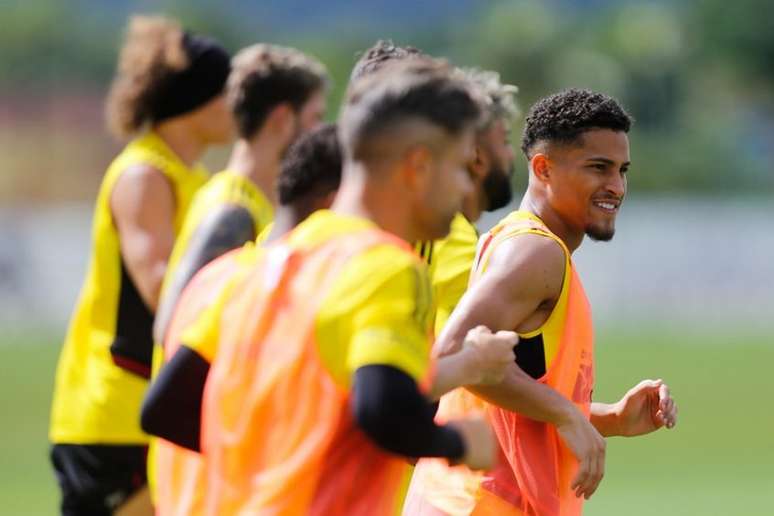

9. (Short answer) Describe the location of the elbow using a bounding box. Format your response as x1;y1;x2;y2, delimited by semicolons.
140;393;164;438
353;396;392;444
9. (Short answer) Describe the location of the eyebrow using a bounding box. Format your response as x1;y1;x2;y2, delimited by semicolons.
586;156;631;167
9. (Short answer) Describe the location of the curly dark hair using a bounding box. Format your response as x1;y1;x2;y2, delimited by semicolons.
277;123;341;205
350;39;426;81
105;15;188;139
228;44;328;139
520;89;633;157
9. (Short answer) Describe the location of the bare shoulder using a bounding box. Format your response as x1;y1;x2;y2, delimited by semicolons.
485;231;566;301
111;164;175;218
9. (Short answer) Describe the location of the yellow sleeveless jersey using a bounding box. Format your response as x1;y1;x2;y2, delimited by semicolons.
163;170;274;286
415;212;478;336
147;171;273;498
475;210;567;373
150;170;272;381
49;132;209;444
407;210;589;516
183;210;433;384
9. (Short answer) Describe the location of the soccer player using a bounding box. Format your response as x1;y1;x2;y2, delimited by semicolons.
351;41;519;337
262;123;343;242
405;89;679;516
418;67;518;336
48;15;232;515
150;58;517;515
143;123;342;516
152;43;328;350
147;44;327;504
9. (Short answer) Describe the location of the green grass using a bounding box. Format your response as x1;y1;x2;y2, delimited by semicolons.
587;325;774;515
0;332;61;516
1;325;772;515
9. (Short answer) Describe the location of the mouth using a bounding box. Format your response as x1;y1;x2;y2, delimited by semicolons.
591;199;621;214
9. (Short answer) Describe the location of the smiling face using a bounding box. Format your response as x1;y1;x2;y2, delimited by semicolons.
543;128;630;241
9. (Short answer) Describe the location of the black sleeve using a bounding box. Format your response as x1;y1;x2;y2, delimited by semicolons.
140;346;210;452
153;204;256;344
351;365;465;461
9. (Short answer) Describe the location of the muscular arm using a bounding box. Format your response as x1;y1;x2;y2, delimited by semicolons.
434;233;578;422
153;205;256;344
436;233;608;498
111;165;176;312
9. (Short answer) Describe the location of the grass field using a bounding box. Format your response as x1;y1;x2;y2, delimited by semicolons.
1;325;772;515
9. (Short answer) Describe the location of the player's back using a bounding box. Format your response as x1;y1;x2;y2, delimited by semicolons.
147;170;273;503
201;209;433;515
163;170;273;282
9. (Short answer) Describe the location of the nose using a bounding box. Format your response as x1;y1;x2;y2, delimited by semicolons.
607;170;626;198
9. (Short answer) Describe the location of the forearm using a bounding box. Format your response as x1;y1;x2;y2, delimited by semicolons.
590;402;622;437
353;365;465;460
141;346;209;451
428;350;475;400
469;365;579;425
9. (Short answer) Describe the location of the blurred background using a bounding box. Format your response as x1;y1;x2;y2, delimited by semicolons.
1;0;772;514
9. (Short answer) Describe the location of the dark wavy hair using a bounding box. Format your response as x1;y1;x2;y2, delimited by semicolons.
350;40;426;81
521;88;633;157
277;123;341;205
228;44;328;139
105;15;188;138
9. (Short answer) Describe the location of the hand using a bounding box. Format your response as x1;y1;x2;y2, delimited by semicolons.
614;379;678;437
461;326;518;385
557;408;607;500
447;416;497;471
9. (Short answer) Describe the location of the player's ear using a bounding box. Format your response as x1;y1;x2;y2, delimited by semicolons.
267;103;296;142
468;143;488;181
402;144;433;193
530;153;551;184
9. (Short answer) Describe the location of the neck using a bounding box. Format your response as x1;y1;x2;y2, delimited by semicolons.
153;123;205;168
225;134;282;206
461;180;486;222
264;206;304;244
332;164;416;242
519;188;583;253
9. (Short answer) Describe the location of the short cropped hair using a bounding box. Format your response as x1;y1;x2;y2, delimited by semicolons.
340;59;484;162
350;40;426;81
228;44;328;139
278;123;342;205
462;68;519;129
521;88;633;157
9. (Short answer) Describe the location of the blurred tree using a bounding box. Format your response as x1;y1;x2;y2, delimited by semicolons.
0;0;771;199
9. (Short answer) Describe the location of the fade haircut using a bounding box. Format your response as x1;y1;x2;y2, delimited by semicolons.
521;88;633;157
350;40;427;81
462;68;519;130
278;123;342;205
227;44;329;139
340;58;484;163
